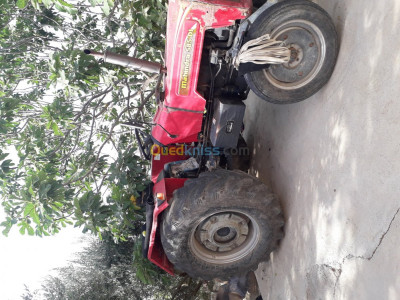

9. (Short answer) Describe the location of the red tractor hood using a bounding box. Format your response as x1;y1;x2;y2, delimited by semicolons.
151;0;251;145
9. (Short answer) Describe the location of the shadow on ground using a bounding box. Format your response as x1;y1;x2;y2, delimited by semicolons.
243;0;400;299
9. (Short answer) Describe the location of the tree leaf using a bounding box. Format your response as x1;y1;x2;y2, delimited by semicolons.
28;183;36;197
27;225;35;236
102;0;110;15
42;0;51;7
30;208;41;225
51;122;63;136
39;183;52;199
30;0;40;9
16;0;27;9
57;0;74;8
24;203;34;217
2;226;11;237
19;225;26;235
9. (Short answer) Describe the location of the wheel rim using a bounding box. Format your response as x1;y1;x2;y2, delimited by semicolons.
262;19;326;90
190;210;261;264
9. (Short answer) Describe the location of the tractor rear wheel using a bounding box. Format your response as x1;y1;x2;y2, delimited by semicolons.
160;169;284;280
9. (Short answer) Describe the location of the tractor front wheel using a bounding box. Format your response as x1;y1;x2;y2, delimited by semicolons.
160;169;284;280
245;0;339;103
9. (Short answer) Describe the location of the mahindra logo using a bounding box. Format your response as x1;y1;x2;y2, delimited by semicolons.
179;24;197;95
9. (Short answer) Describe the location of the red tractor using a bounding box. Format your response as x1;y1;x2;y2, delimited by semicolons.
86;0;338;280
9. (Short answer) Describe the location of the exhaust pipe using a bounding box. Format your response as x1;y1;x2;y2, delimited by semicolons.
84;49;166;74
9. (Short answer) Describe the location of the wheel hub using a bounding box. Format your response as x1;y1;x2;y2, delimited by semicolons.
284;43;303;69
190;210;261;264
264;19;326;90
197;213;249;252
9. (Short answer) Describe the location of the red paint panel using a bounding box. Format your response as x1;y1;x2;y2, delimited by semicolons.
192;0;252;10
165;17;205;112
147;178;187;275
152;104;203;145
147;200;173;275
212;7;248;27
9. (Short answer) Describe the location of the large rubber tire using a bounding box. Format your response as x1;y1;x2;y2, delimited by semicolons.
160;169;284;280
244;0;339;104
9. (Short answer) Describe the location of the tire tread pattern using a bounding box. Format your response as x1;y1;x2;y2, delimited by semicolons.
161;169;284;280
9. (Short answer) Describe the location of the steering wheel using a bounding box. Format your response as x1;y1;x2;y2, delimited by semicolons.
135;129;153;161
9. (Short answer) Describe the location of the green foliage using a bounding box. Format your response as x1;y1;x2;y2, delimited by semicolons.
0;0;166;240
21;234;212;300
132;237;160;285
0;0;203;297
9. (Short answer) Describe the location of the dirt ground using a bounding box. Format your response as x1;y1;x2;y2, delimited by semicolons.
243;0;400;299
